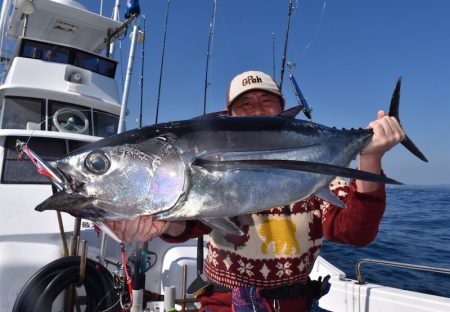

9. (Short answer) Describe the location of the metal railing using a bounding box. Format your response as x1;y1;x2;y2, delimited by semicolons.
355;258;450;284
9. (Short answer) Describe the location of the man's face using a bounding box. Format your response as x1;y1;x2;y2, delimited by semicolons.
230;91;283;117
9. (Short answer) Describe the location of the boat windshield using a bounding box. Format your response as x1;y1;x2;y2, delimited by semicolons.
20;39;117;78
1;136;88;184
0;96;119;137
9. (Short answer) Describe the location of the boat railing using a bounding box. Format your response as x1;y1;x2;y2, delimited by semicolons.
355;258;450;284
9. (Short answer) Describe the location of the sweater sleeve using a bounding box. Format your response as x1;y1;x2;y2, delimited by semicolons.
161;220;212;243
321;178;386;247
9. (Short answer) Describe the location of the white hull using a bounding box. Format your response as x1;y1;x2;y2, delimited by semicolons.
140;244;450;311
310;256;450;312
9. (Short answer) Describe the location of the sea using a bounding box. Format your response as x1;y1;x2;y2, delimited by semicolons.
320;184;450;298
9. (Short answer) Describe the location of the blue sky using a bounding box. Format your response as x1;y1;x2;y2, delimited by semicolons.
82;0;450;185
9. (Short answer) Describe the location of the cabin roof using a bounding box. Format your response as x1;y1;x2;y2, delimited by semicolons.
6;0;123;53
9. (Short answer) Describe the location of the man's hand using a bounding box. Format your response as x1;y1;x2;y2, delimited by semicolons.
357;110;405;193
104;216;171;243
362;110;405;157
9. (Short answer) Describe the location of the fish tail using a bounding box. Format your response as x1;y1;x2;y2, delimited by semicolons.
388;77;428;162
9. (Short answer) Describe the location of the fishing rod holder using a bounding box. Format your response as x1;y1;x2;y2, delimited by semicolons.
355;258;450;285
104;14;138;57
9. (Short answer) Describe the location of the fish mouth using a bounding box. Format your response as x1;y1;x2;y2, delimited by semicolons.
36;191;89;213
41;162;70;191
58;169;86;193
35;191;109;219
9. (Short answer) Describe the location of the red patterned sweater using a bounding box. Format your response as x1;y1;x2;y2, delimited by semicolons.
163;178;386;310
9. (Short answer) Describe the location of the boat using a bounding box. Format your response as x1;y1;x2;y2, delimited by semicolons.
1;0;449;311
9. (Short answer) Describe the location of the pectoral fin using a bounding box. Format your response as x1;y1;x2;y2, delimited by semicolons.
199;147;316;162
315;188;346;208
193;158;402;185
201;217;245;236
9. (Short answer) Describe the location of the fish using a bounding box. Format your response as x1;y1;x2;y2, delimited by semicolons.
34;78;427;235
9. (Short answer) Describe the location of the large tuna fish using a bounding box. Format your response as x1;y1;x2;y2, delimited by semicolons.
31;79;426;234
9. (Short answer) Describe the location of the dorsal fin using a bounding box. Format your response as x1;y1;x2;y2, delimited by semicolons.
277;105;303;119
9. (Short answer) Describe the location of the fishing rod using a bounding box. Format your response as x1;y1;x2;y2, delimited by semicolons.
155;0;170;124
108;0;121;57
272;32;276;81
280;0;313;120
197;0;217;283
202;0;217;115
279;0;295;92
131;15;149;312
138;15;146;127
118;22;139;134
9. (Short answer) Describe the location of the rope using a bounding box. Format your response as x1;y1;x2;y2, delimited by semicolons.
12;256;120;312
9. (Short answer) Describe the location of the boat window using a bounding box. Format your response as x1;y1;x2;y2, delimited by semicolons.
1;136;89;184
21;40;70;64
49;101;92;135
68;140;90;152
73;50;116;78
1;97;44;130
19;39;116;78
93;110;119;137
98;58;117;78
1;96;118;137
73;51;98;73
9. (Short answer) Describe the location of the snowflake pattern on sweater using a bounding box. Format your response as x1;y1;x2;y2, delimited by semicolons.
203;178;385;289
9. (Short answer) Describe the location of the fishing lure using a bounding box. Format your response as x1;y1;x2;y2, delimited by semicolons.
16;140;68;190
288;72;313;120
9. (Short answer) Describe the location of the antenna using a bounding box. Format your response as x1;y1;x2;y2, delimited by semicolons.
202;0;217;115
279;0;294;92
155;0;171;124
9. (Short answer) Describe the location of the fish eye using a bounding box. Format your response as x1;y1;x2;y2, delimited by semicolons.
84;151;110;174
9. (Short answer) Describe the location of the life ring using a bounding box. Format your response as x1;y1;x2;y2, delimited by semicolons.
53;108;89;134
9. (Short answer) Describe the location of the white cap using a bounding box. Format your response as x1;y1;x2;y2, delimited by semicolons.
227;70;282;107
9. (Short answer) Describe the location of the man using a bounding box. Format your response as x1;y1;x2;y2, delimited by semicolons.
106;70;405;311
